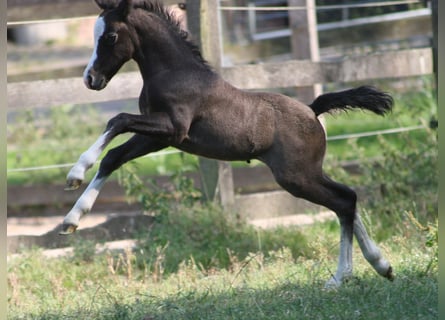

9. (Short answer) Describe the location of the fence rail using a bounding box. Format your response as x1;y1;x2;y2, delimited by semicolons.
221;0;422;11
250;7;430;41
7;48;432;110
7;0;180;23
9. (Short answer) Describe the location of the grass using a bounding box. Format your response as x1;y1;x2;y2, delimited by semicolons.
7;215;438;319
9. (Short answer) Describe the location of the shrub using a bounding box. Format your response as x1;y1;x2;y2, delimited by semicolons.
117;162;311;277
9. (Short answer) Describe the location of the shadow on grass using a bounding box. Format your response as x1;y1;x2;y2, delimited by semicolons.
18;269;436;320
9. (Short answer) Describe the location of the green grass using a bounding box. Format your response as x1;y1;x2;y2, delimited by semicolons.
7;216;437;320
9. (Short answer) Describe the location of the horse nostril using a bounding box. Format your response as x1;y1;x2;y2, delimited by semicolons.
87;75;93;87
84;72;107;90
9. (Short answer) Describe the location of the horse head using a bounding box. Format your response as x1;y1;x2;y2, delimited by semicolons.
84;0;206;90
83;0;136;90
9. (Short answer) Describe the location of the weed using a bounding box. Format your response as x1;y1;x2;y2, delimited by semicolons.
71;239;97;264
106;247;137;282
406;211;438;275
117;161;201;216
356;125;437;241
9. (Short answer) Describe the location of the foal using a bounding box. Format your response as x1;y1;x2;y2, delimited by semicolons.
60;0;394;287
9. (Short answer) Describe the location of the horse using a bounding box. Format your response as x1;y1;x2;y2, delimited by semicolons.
60;0;394;287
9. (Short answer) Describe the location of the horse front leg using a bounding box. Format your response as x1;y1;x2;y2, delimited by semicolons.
65;111;178;189
60;171;107;234
60;134;166;234
65;130;114;190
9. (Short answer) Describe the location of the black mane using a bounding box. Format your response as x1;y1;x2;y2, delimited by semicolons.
134;0;209;68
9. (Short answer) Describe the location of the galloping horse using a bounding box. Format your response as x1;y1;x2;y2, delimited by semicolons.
60;0;394;287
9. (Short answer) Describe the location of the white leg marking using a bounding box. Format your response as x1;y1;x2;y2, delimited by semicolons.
62;173;107;227
354;212;392;277
325;223;353;288
67;131;111;183
83;16;105;86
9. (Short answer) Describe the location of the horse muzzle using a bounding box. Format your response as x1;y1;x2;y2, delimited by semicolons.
84;70;108;90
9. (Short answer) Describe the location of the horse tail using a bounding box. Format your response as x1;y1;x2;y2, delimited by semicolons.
308;86;393;117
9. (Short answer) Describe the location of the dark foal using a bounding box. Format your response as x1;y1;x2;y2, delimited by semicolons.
60;0;394;287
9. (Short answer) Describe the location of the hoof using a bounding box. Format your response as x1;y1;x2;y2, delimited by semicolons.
384;266;395;281
65;179;82;190
59;223;78;235
324;277;341;289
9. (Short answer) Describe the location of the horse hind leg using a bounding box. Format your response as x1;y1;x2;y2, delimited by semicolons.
308;175;394;282
273;171;392;286
353;212;394;281
315;178;394;283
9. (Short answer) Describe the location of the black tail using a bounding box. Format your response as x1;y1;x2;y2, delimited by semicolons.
309;86;393;116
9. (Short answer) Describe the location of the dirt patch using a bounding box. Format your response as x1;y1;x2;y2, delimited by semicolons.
7;213;154;254
248;211;335;229
7;209;336;257
8;214;107;236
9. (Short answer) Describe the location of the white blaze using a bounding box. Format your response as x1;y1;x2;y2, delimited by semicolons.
83;16;106;85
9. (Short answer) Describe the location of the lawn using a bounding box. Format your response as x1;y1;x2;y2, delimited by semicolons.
7;213;438;319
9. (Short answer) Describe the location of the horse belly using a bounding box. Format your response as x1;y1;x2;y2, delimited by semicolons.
177;118;273;161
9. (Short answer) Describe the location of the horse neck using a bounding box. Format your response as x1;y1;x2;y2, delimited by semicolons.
130;13;202;80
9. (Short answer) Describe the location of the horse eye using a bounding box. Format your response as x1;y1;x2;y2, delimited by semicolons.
103;32;118;45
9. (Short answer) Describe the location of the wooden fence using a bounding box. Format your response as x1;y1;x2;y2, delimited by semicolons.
7;0;433;109
7;0;179;22
7;47;432;109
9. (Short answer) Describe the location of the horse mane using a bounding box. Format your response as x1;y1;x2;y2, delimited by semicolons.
133;0;209;68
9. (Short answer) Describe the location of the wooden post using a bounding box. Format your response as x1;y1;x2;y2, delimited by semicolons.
288;0;322;105
431;0;437;100
186;0;235;207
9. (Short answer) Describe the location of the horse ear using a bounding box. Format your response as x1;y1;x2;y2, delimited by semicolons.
94;0;121;10
94;0;134;17
118;0;134;17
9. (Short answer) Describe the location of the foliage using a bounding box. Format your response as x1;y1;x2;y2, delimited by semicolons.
359;101;436;241
117;162;311;276
71;239;99;264
117;161;202;216
406;211;438;275
363;128;436;217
